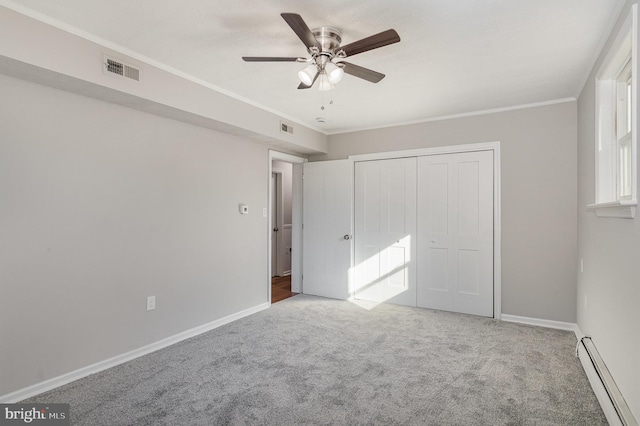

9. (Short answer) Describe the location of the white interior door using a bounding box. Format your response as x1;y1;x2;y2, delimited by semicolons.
302;160;352;300
417;151;494;317
271;172;278;277
354;158;417;307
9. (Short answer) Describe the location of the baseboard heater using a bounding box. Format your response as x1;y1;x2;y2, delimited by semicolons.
576;337;637;426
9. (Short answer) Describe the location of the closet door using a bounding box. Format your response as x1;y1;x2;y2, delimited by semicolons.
417;151;494;317
354;158;417;307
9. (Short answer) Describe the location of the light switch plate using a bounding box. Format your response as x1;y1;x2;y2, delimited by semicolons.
147;296;156;311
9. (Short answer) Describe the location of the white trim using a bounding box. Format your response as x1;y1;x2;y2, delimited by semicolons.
349;141;500;162
493;144;502;320
576;1;629;99
0;302;269;403
587;200;637;218
269;151;308;165
329;99;576;135
350;141;502;319
501;314;580;338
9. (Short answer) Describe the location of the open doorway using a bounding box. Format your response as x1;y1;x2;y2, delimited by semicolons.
271;164;291;278
268;151;306;304
271;162;294;303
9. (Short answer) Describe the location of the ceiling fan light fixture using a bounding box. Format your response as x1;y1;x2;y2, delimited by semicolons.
318;77;334;91
325;62;344;84
298;64;317;86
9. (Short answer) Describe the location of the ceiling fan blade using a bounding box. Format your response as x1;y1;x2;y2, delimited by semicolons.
242;56;304;62
298;72;320;89
340;62;385;83
339;29;400;57
281;13;322;51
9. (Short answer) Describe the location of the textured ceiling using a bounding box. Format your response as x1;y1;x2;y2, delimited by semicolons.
3;0;625;134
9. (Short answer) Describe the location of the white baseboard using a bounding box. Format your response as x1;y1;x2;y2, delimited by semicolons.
0;302;270;403
501;314;580;339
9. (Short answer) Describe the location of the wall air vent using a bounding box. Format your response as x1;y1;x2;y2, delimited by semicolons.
103;56;140;82
280;122;294;135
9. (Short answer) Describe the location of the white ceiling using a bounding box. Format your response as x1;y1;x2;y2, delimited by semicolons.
5;0;625;134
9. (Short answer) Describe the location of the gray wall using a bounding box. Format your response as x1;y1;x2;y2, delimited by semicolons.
313;102;578;323
0;74;269;396
577;0;640;418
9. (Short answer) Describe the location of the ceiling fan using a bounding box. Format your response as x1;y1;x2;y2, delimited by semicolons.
242;13;401;90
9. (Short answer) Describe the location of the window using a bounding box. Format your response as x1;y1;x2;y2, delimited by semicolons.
617;59;633;199
589;5;638;218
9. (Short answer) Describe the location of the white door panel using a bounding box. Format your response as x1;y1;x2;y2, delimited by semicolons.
302;160;352;300
354;158;417;307
417;151;494;317
271;173;278;277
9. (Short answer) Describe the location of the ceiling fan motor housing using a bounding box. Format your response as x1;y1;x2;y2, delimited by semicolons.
311;27;343;59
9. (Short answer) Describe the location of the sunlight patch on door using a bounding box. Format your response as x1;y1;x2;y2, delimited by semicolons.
351;235;411;310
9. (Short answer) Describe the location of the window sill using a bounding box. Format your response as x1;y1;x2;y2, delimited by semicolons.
587;200;637;218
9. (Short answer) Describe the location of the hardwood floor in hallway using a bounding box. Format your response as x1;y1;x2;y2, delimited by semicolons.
271;275;296;303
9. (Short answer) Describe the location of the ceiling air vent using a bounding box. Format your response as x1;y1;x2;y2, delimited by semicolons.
104;56;140;81
280;122;294;134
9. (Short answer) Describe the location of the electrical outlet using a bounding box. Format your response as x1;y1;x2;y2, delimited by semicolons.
147;296;156;311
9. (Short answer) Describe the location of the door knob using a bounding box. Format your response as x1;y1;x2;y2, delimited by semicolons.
343;234;351;240
273;227;279;232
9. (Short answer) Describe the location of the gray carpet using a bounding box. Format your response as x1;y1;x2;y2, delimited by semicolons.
24;295;606;425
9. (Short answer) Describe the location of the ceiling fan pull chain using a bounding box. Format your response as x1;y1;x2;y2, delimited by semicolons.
321;76;326;110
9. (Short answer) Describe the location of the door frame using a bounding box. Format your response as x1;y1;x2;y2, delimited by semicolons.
268;151;307;304
349;141;502;319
